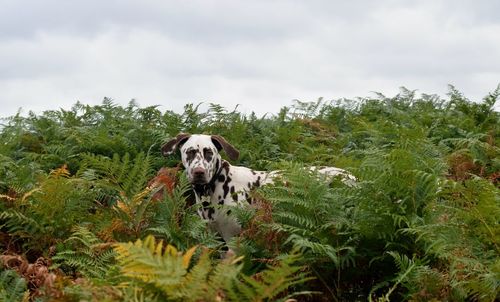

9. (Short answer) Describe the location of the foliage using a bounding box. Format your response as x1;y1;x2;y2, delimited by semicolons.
0;165;96;253
0;85;499;301
0;268;29;302
243;162;357;299
114;235;312;302
52;226;117;279
147;174;220;250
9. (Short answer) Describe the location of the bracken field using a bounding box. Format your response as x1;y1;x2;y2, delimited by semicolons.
0;86;499;302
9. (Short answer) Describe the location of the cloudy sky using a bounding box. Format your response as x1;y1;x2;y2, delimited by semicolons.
1;0;499;118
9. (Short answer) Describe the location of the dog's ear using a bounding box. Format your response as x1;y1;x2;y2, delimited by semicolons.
211;135;239;161
162;133;191;156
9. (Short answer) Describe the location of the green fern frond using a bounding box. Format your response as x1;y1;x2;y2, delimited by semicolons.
268;222;315;238
273;211;317;231
0;269;29;302
229;251;315;302
370;251;422;302
53;226;116;279
0;209;43;237
286;235;340;264
80;152;152;199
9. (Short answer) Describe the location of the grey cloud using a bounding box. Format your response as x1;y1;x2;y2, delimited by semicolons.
0;0;499;118
0;1;313;43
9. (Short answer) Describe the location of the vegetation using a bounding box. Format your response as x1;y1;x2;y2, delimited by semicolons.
1;85;499;301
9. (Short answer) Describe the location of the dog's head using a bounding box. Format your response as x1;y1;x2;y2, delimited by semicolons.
162;134;239;185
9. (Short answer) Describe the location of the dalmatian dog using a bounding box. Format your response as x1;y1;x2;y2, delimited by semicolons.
162;133;355;242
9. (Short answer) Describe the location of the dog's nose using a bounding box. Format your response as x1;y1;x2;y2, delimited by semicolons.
193;167;206;178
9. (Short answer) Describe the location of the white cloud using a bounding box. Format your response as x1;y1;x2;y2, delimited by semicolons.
0;0;499;118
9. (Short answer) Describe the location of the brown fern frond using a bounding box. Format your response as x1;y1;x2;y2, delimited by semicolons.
0;254;60;299
147;167;180;201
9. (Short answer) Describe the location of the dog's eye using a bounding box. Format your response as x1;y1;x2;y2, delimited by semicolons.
186;150;197;159
203;149;213;160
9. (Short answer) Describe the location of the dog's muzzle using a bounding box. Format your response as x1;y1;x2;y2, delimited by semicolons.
191;167;208;184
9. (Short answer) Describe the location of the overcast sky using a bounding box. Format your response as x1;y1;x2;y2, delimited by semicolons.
1;0;499;118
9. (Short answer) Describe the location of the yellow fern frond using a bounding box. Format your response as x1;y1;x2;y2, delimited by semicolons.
114;200;130;214
133;187;154;202
182;246;198;269
114;236;309;301
114;235;189;288
165;244;178;257
49;164;71;178
154;239;164;255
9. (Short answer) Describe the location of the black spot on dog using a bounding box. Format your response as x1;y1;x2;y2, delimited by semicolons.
208;207;215;220
193;184;209;196
209;182;216;192
222;161;230;174
230;186;237;201
218;199;224;205
202;201;210;208
251;170;256;175
245;192;252;204
186;149;197;164
218;174;225;182
215;158;220;172
247;182;251;188
222;176;232;198
203;147;214;161
253;176;261;187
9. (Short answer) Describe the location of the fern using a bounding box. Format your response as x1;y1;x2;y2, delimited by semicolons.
228;251;315;302
0;88;499;300
0;165;97;251
77;152;160;240
369;252;423;302
115;235;232;301
259;163;357;266
80;152;152;199
0;209;43;237
147;174;219;250
52;226;116;279
114;235;312;301
0;269;29;302
402;177;500;301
